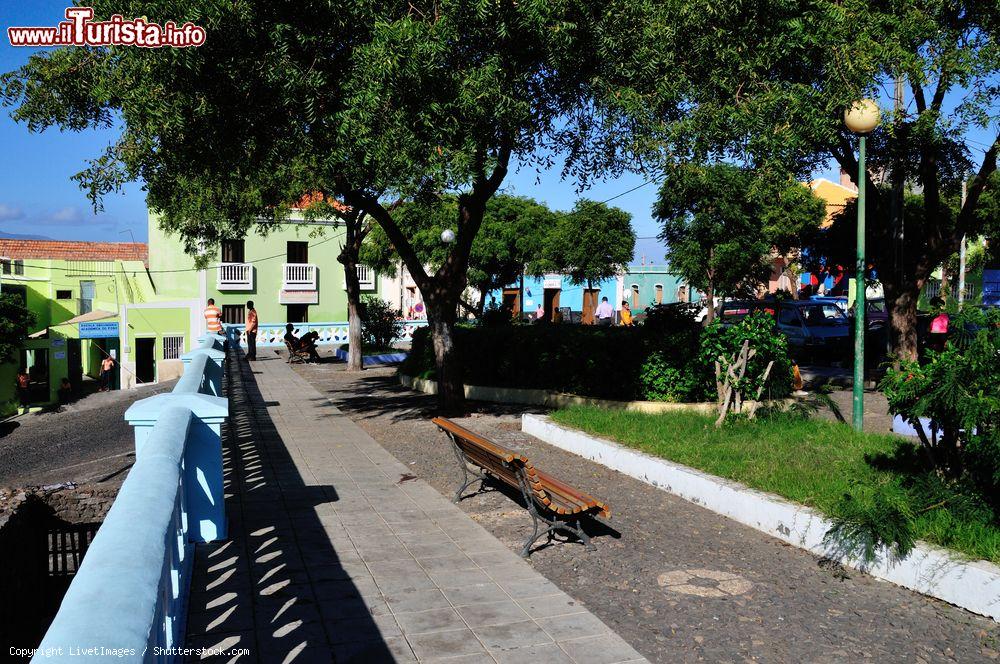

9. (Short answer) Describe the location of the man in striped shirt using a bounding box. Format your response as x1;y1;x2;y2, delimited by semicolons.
204;298;223;334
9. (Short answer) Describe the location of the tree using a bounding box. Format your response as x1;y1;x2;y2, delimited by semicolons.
535;199;635;290
653;164;824;322
607;0;1000;359
0;292;34;363
2;0;626;411
360;195;555;317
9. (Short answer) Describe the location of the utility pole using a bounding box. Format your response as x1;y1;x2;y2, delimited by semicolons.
958;178;968;305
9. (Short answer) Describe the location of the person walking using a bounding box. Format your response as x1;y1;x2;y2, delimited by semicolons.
204;298;223;334
245;300;258;361
595;296;614;326
620;300;634;326
15;370;30;410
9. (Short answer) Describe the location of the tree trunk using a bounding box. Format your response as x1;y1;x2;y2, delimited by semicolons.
343;255;364;372
427;298;464;415
885;284;919;363
336;210;369;373
704;278;716;324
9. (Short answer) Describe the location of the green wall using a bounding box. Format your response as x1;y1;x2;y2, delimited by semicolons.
147;211;378;324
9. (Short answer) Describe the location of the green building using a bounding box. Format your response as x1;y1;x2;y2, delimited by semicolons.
0;240;150;415
146;210;376;326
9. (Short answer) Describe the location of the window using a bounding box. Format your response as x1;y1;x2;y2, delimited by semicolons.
287;304;309;323
287;241;309;264
221;305;245;324
163;335;185;360
221;239;245;263
1;259;9;275
79;280;95;314
778;307;800;326
654;284;663;305
56;290;72;300
12;260;23;276
630;284;640;308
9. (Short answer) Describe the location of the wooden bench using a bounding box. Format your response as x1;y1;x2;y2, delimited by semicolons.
284;340;313;364
433;417;610;557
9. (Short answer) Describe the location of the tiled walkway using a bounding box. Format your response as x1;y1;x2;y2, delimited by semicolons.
184;349;647;663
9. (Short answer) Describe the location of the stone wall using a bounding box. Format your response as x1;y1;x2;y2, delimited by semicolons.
0;483;118;655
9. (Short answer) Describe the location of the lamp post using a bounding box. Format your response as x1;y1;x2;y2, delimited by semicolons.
844;99;881;432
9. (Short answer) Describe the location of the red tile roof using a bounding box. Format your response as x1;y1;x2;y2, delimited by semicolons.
292;191;350;212
0;240;148;263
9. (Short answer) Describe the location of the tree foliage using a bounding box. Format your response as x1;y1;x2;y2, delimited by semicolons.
1;0;642;410
535;199;635;288
360;194;556;309
605;0;1000;358
653;163;825;312
0;293;34;364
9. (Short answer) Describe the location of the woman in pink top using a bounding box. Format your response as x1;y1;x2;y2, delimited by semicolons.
927;296;949;353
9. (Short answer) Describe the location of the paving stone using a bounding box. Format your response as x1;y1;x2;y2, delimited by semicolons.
557;634;646;664
473;620;553;651
456;600;533;628
537;612;611;642
393;607;468;635
406;628;489;660
494;642;575;664
516;594;587;619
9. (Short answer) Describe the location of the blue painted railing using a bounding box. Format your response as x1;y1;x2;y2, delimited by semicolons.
33;333;229;663
227;319;428;347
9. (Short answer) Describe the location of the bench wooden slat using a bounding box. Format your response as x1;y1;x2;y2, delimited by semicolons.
434;417;610;519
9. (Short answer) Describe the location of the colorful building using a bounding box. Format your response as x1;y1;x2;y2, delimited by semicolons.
489;265;696;323
0;240;150;415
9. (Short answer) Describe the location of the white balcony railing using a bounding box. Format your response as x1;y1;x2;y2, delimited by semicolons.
217;262;254;290
283;263;317;290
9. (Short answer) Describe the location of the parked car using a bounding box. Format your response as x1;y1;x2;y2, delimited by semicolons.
810;295;888;329
719;299;851;362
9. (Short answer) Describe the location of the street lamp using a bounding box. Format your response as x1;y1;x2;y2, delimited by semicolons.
441;228;457;244
844;99;881;432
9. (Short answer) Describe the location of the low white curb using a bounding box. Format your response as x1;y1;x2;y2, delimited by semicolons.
522;413;1000;622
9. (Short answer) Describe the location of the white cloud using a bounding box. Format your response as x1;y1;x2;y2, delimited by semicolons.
0;204;25;221
47;206;86;224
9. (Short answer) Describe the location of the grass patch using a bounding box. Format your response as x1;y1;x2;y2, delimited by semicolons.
550;406;1000;564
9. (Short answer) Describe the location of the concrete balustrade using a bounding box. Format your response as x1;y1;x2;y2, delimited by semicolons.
32;335;230;663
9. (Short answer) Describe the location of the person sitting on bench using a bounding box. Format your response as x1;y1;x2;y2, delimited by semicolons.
283;324;321;361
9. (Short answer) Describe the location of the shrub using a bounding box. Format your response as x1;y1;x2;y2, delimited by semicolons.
639;352;706;402
359;296;402;350
699;311;793;401
881;306;999;480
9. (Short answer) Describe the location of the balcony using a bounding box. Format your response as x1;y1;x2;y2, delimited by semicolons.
217;262;254;290
283;263;317;291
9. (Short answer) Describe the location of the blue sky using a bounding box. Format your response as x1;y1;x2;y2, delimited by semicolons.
1;2;993;264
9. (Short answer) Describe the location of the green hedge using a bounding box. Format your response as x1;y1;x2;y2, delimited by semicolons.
401;310;794;403
401;324;691;401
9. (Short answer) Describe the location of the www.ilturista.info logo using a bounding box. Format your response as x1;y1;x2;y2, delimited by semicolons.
8;7;206;48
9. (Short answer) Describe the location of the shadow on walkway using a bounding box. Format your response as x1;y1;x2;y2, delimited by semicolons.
184;350;397;662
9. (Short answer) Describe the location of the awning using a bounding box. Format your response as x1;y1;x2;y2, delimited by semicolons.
58;309;116;325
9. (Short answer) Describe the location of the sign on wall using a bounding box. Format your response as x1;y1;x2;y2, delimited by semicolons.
543;278;562;290
79;321;120;339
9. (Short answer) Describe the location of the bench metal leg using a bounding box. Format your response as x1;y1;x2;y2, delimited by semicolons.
515;470;596;558
447;432;488;503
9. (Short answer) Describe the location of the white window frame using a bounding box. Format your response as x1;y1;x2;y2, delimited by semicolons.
163;335;185;360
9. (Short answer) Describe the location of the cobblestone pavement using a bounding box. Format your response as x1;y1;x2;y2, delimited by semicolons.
185;350;647;663
0;380;174;487
291;352;1000;664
